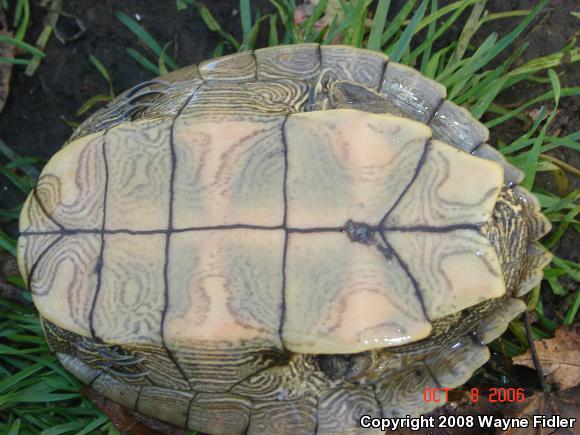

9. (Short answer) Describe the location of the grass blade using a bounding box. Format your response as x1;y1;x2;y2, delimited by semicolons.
564;290;580;325
302;0;328;42
0;139;39;178
197;4;240;50
419;0;438;73
486;87;580;128
270;0;297;44
268;14;279;46
126;48;160;75
240;0;252;40
240;15;268;51
520;69;561;189
89;55;114;97
0;35;44;58
323;0;371;45
14;0;30;41
447;0;486;65
405;0;469;65
441;0;548;87
367;0;390;51
381;0;416;46
116;12;178;69
386;0;428;62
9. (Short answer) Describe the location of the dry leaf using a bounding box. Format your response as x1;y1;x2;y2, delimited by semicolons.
0;252;31;305
504;386;580;435
0;6;14;114
513;323;580;391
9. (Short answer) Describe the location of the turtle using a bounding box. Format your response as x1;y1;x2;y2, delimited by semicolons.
17;44;552;434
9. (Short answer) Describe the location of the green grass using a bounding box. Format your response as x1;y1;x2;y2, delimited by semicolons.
0;0;52;74
1;0;579;433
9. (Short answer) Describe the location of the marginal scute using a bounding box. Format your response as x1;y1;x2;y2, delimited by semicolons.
71;65;202;140
286;109;431;227
135;66;203;120
320;45;387;89
170;343;287;394
379;61;446;123
255;44;320;81
373;362;438;417
231;355;325;401
386;230;505;319
199;51;257;82
91;371;141;410
283;233;431;354
127;344;191;391
187;393;252;434
137;387;194;428
181;79;309;118
475;298;526;343
384;139;503;227
153;63;201;82
473;143;524;186
50;322;191;391
246;396;317;435
317;387;382;434
373;331;490;418
429;100;489;152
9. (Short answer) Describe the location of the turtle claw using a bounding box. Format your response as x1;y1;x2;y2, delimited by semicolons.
105;366;150;380
306;68;332;111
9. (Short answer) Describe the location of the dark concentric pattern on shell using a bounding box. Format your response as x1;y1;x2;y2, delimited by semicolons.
19;45;552;434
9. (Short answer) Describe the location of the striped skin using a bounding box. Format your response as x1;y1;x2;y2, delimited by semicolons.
19;45;551;434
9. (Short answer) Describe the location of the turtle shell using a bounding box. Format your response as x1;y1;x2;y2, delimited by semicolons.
17;44;552;434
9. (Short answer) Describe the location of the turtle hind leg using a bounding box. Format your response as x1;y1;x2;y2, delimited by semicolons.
515;244;552;297
474;297;526;344
42;318;190;391
513;186;552;243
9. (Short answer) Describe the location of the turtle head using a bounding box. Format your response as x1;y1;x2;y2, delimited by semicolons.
306;73;392;113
